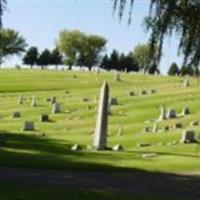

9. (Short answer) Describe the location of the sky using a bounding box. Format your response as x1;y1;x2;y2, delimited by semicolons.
3;0;182;74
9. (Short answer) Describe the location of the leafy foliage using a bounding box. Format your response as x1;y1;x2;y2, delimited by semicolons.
0;28;27;64
168;62;180;76
0;0;7;29
23;47;39;68
113;0;200;67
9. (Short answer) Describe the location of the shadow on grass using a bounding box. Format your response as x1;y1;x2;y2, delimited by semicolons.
0;131;200;200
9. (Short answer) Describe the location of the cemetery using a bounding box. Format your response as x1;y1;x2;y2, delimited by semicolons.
1;0;200;199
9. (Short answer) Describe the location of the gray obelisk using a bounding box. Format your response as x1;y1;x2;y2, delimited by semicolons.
93;82;109;150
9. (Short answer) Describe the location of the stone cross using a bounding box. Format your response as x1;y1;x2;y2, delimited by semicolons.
93;82;109;150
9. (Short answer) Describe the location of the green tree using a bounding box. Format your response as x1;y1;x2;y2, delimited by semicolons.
180;66;194;77
51;48;63;70
58;30;86;70
108;50;120;70
37;49;51;69
113;0;200;68
0;28;26;65
100;54;109;70
23;47;38;69
168;62;180;76
0;0;7;29
80;35;107;70
58;30;106;70
132;43;154;73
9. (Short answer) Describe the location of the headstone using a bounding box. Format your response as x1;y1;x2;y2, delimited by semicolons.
82;97;89;102
181;129;196;143
164;126;170;131
117;125;123;136
183;79;189;87
51;96;57;104
93;82;109;150
140;90;147;95
31;96;37;107
152;123;158;133
40;114;49;122
71;144;81;151
166;108;176;119
109;98;118;105
12;111;21;118
150;89;156;94
158;106;166;121
174;122;182;129
51;103;60;114
112;144;123;151
115;73;121;81
144;127;150;133
137;143;150;147
128;91;135;97
18;96;23;105
182;107;190;115
190;121;199;126
142;153;157;158
23;121;34;131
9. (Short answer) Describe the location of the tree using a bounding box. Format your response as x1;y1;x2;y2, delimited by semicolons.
132;43;154;73
121;52;139;72
0;0;7;29
113;0;200;68
100;54;109;70
0;28;27;65
180;66;194;77
168;62;180;76
23;47;38;69
80;35;107;70
58;30;86;70
108;50;120;70
51;48;63;70
58;29;107;70
37;49;51;69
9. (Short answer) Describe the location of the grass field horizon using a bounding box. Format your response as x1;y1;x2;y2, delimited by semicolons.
0;69;200;173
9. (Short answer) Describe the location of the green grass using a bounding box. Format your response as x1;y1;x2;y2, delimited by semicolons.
0;69;200;172
0;183;180;200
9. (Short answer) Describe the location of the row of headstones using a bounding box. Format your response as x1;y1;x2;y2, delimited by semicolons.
158;106;190;121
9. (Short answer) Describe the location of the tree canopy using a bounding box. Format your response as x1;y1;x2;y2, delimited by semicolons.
113;0;200;67
0;28;27;64
0;0;7;29
58;30;106;70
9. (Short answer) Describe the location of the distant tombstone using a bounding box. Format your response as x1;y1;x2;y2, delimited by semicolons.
23;121;34;131
182;107;190;115
82;97;89;102
140;90;147;96
150;89;156;94
117;125;123;136
174;122;182;129
181;129;196;143
109;98;118;105
40;114;49;122
158;106;166;121
183;79;189;87
51;96;57;104
144;127;150;133
190;121;199;126
51;103;60;114
164;126;170;131
112;144;123;151
152;123;158;133
12;112;21;118
31;96;37;107
166;109;176;119
71;144;81;151
115;73;121;81
128;91;135;97
137;143;150;147
142;153;157;158
18;96;23;105
93;82;109;150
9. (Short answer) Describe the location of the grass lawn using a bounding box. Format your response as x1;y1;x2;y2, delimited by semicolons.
0;69;200;172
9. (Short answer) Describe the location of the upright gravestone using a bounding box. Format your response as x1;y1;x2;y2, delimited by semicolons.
182;107;190;116
115;73;121;81
166;108;176;119
93;82;109;150
18;96;23;105
158;106;166;121
23;121;35;131
31;96;37;107
51;103;60;114
183;79;189;88
51;96;57;104
181;129;196;143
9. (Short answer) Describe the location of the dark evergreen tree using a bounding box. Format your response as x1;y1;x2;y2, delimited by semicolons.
168;62;180;76
23;47;38;69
